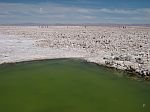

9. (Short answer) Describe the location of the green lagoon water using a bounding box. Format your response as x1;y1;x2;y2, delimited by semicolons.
0;59;150;112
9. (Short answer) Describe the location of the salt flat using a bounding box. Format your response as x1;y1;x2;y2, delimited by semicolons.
0;25;150;79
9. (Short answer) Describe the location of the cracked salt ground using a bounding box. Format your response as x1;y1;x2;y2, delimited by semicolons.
0;26;150;80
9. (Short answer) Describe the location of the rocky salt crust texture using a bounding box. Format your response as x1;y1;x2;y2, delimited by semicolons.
0;26;150;80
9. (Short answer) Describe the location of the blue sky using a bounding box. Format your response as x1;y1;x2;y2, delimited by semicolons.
0;0;150;24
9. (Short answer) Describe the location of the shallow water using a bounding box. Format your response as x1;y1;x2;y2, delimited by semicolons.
0;59;150;112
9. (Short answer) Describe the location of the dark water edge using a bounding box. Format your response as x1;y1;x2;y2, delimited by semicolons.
0;58;150;112
0;58;149;81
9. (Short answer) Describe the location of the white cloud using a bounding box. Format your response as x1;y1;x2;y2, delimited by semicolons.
0;3;150;23
39;8;43;13
97;8;137;14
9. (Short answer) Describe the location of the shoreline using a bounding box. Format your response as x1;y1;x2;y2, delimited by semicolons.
0;57;148;81
0;26;150;80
